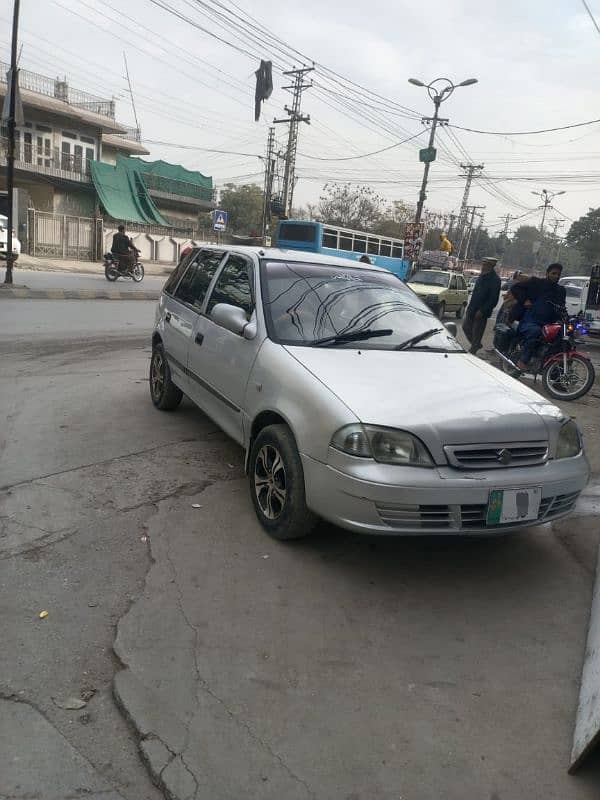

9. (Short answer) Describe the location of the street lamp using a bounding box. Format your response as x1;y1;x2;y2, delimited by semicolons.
408;77;479;224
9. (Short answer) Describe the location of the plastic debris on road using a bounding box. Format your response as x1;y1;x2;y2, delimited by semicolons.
52;696;87;710
191;503;203;509
38;610;49;619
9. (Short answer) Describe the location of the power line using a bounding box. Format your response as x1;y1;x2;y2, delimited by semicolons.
581;0;600;36
299;130;425;161
450;119;600;136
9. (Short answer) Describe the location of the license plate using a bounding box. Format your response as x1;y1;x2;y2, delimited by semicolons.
486;488;542;525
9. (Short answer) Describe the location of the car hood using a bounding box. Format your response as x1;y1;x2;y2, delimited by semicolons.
284;347;565;463
407;282;446;296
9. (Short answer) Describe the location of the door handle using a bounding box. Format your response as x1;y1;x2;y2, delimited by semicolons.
165;312;171;323
195;332;204;346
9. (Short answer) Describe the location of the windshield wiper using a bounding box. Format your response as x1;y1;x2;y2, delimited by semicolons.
394;327;443;351
311;328;393;347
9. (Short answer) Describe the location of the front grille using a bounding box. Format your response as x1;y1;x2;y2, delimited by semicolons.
376;492;580;531
445;442;548;470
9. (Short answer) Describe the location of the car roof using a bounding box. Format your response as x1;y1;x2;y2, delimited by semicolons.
189;244;391;273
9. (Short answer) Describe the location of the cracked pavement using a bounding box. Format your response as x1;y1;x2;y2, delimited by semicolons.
2;300;600;799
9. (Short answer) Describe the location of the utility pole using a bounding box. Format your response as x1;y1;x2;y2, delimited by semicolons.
260;126;276;242
456;163;484;258
3;0;21;285
471;213;485;260
463;205;486;263
500;213;517;239
414;107;448;224
274;66;313;218
549;219;565;262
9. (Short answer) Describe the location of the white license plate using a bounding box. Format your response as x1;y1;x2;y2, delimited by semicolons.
486;487;542;525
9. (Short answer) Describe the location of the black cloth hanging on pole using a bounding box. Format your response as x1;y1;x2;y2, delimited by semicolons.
255;60;273;121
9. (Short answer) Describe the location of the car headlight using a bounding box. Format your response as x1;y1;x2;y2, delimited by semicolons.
331;424;434;467
426;294;439;303
556;420;582;459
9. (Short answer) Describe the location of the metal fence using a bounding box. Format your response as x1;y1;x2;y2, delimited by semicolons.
28;210;103;260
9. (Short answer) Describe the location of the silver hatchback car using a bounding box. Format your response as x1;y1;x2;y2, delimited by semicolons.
150;246;589;540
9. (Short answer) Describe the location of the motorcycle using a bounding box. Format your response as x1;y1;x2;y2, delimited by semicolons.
104;252;145;283
493;306;595;401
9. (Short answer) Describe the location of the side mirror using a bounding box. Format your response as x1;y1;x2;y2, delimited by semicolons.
211;303;248;336
445;321;457;337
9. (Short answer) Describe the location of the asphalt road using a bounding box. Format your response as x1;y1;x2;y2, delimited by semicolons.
1;296;600;800
14;268;167;294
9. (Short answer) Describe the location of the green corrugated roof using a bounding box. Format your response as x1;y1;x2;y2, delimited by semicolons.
121;156;212;190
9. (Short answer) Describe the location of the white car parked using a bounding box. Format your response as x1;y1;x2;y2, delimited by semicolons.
150;246;589;540
0;214;21;261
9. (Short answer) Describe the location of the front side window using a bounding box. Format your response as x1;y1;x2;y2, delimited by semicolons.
261;260;462;352
173;249;225;309
207;254;254;317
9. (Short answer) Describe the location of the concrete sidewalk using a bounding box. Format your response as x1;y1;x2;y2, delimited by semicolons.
0;284;161;301
13;254;174;277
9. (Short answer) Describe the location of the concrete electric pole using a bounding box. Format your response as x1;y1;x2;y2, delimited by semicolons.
274;66;313;218
456;164;484;257
261;126;276;241
408;77;478;225
463;205;485;263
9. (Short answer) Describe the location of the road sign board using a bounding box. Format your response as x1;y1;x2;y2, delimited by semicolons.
419;147;437;164
213;209;228;231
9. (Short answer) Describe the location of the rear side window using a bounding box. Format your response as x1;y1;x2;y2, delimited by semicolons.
174;249;225;310
278;223;317;243
206;254;254;317
457;277;467;290
163;250;195;295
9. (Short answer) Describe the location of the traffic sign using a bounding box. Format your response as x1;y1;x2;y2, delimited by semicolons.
213;209;228;231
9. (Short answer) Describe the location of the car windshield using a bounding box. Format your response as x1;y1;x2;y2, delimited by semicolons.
260;260;463;351
408;270;450;287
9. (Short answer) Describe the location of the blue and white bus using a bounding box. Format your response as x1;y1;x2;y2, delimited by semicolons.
275;220;411;280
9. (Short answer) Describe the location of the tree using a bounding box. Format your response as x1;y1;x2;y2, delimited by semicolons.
314;183;386;230
374;200;415;238
566;207;600;263
503;225;539;270
218;183;263;234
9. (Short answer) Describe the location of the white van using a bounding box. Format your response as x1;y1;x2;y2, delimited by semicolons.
561;272;600;335
0;214;21;262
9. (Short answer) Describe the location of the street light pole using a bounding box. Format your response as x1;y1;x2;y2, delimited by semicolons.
409;77;478;225
4;0;21;285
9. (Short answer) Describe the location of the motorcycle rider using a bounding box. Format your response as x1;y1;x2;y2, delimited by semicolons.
111;225;140;271
511;263;566;372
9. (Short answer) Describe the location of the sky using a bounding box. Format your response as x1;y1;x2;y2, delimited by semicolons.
2;0;600;236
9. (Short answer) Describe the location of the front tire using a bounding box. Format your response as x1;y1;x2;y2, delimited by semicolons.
150;343;183;410
132;263;144;282
437;302;446;320
249;424;316;540
542;354;595;400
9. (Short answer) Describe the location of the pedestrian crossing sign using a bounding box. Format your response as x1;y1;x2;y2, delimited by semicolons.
213;209;228;231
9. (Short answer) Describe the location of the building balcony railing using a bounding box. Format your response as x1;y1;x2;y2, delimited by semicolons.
0;138;92;183
0;62;115;119
142;172;214;204
113;127;142;143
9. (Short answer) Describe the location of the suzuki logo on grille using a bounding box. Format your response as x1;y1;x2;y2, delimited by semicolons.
497;448;513;465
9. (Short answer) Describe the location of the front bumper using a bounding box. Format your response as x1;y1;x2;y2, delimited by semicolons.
301;449;590;535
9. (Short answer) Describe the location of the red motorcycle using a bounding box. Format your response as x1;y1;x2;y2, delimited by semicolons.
494;308;595;401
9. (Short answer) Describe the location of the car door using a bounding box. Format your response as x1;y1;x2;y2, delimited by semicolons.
187;253;260;444
161;248;226;392
456;275;468;309
448;274;459;310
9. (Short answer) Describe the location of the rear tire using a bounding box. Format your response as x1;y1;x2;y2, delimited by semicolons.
150;343;183;410
437;302;446;320
105;263;118;281
542;355;595;400
249;424;317;540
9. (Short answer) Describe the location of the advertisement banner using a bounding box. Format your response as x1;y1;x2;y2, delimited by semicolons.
403;222;425;261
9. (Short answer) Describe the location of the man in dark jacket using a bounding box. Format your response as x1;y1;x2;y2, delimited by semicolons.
462;256;501;355
111;224;139;271
511;263;566;371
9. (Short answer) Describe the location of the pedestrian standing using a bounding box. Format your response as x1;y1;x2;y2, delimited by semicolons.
462;256;501;355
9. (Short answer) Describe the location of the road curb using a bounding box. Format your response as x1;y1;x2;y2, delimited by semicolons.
0;287;160;301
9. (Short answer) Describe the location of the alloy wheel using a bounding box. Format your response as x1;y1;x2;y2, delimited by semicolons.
151;351;165;400
254;444;287;520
